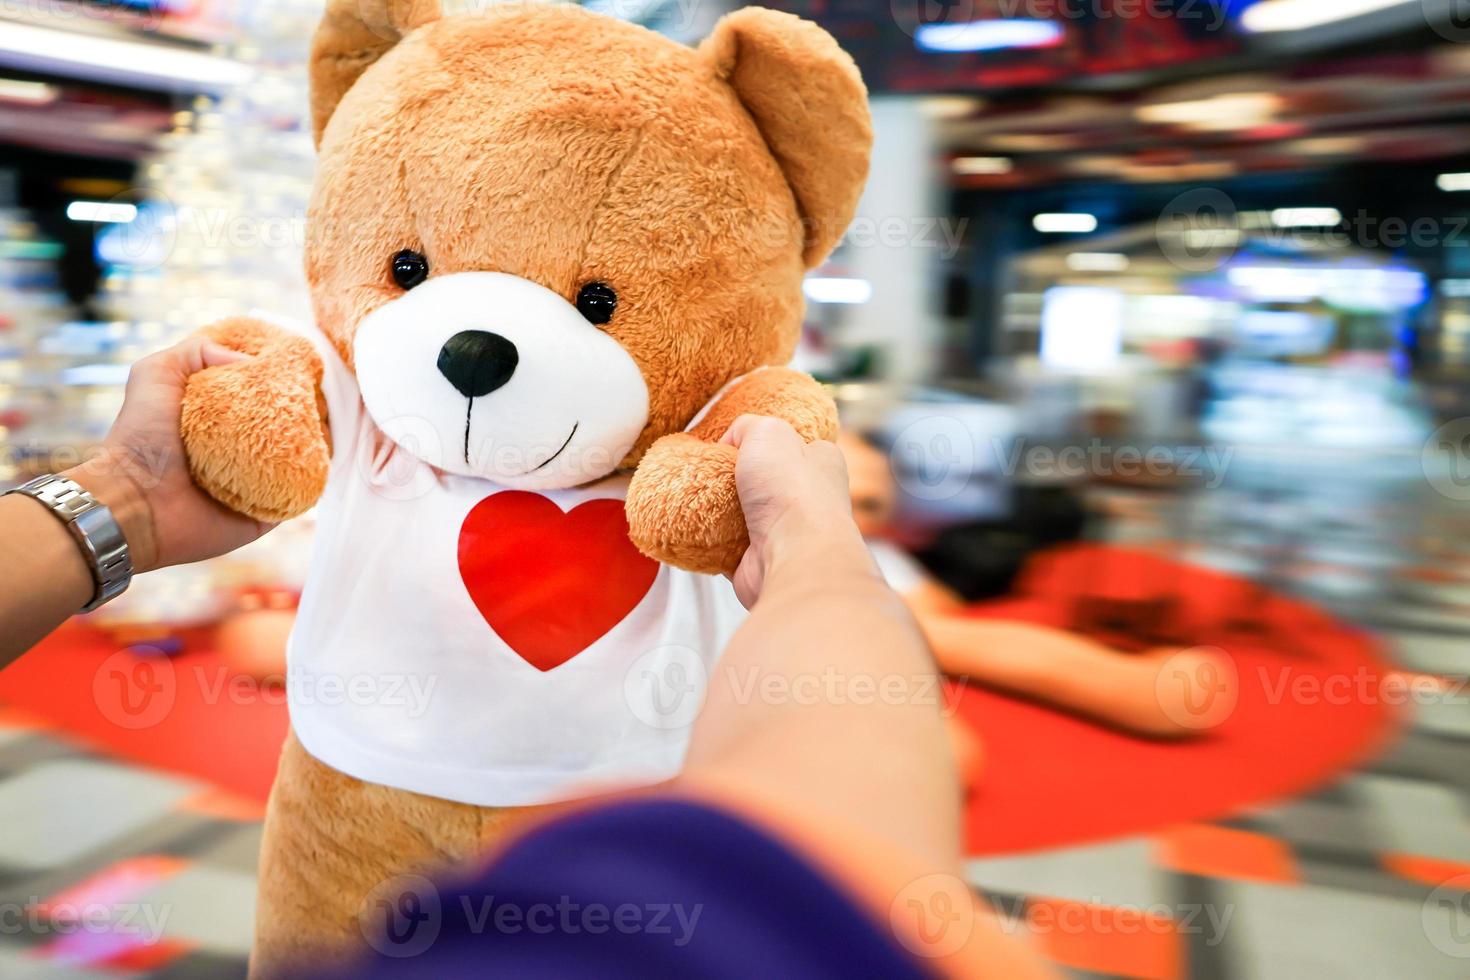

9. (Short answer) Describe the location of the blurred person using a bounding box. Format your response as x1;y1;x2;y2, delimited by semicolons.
0;339;1056;977
839;432;1231;739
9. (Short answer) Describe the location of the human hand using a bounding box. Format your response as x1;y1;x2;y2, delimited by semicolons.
719;415;873;607
63;335;272;573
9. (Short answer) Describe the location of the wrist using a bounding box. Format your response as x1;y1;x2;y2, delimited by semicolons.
760;510;876;590
64;457;159;574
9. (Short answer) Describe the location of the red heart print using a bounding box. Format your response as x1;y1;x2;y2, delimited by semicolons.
458;491;659;671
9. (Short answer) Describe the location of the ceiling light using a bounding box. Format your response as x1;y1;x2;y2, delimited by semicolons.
68;201;138;224
1067;252;1130;272
1034;213;1098;234
952;156;1013;175
916;20;1066;53
804;277;873;304
0;21;250;92
0;79;56;105
1135;92;1281;132
1438;172;1470;192
921;96;982;120
1270;208;1342;227
1241;0;1414;33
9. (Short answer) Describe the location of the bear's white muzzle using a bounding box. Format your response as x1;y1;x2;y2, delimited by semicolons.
353;272;649;490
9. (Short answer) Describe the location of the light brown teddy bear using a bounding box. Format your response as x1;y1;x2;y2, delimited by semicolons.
177;1;870;973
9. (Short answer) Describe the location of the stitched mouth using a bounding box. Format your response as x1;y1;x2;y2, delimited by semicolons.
462;405;579;477
527;422;579;475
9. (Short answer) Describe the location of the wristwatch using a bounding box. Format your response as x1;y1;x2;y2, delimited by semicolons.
4;474;133;612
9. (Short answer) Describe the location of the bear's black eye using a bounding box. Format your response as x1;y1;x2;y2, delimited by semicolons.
391;250;429;290
575;282;618;325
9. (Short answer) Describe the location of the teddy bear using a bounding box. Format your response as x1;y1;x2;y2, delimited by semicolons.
176;1;870;972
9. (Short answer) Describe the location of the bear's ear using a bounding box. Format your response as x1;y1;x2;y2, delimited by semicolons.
310;0;442;147
700;8;872;268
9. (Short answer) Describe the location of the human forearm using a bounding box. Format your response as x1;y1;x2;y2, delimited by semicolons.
0;336;273;664
683;524;962;870
0;465;154;664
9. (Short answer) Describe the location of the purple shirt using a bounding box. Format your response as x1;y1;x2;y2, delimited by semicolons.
342;799;931;978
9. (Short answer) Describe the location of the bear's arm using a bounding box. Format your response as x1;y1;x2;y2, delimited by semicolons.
625;368;837;576
180;316;331;524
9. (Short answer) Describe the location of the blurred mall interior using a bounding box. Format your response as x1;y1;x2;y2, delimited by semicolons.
5;0;1470;977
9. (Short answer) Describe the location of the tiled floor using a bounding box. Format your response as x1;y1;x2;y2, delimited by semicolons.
1;488;1468;977
0;724;259;976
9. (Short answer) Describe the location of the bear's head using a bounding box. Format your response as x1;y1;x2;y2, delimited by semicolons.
304;0;870;490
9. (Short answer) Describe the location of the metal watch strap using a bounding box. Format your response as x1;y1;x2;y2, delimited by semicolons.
4;474;133;613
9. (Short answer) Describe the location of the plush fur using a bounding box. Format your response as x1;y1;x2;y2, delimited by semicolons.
177;2;870;973
251;733;551;978
180;317;329;523
628;368;839;572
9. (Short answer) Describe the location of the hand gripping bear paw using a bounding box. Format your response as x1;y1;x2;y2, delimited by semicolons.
180;317;330;524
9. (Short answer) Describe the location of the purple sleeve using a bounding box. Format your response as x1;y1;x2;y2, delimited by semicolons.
343;798;931;979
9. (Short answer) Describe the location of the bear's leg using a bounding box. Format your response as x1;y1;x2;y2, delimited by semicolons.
250;730;542;978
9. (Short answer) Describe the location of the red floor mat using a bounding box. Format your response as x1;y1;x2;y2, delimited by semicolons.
0;546;1399;856
0;626;286;802
955;545;1400;856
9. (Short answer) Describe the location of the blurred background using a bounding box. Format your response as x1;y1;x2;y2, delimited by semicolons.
3;0;1470;977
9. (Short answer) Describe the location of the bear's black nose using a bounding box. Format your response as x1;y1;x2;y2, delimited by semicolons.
437;330;519;399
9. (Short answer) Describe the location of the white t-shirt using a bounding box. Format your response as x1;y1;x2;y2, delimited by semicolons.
868;539;928;597
273;316;748;807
